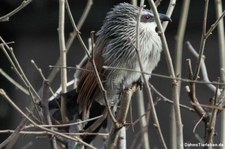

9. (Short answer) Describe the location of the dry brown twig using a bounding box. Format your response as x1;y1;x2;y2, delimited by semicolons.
186;59;208;119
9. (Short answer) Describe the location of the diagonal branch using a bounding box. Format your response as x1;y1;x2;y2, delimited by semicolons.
0;0;32;22
0;89;96;149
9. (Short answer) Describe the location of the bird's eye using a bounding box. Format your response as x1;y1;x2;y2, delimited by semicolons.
141;14;153;23
144;14;151;20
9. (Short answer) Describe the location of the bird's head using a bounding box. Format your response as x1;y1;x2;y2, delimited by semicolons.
97;3;171;40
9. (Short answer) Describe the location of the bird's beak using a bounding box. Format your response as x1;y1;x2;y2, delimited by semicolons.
159;13;172;22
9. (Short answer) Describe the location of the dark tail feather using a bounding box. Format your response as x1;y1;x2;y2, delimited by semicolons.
48;89;107;144
48;89;79;120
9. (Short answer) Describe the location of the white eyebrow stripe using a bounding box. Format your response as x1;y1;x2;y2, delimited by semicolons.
142;11;153;16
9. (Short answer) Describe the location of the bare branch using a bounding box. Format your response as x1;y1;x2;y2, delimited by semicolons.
58;0;69;123
193;0;209;80
0;130;109;136
0;68;29;95
0;0;32;22
89;32;117;124
0;89;96;149
108;85;138;149
163;0;176;30
173;1;190;147
136;1;167;148
148;1;183;148
47;0;93;83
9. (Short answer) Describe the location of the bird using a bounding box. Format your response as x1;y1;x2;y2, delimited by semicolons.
49;2;170;144
76;2;170;116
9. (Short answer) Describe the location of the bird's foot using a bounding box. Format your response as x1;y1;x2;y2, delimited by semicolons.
137;78;144;90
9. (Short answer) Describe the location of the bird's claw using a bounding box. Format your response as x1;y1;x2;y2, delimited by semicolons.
137;78;144;90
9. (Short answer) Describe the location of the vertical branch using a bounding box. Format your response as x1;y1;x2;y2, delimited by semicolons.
131;0;138;6
162;0;176;30
108;86;137;149
214;1;225;69
131;1;150;148
48;0;93;83
136;0;167;148
41;81;58;149
58;0;68;123
193;0;209;80
214;0;225;146
148;1;183;148
172;0;190;148
136;90;150;149
175;0;190;78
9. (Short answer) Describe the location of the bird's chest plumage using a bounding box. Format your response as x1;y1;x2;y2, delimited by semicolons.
124;33;162;87
100;31;162;105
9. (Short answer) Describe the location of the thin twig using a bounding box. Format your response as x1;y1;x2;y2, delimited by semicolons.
193;0;209;80
0;89;96;149
193;114;206;133
173;1;190;147
136;1;167;148
25;115;103;129
186;41;219;93
103;65;225;86
83;110;107;136
0;130;109;136
150;85;195;112
0;38;42;121
41;81;58;149
147;1;183;148
66;0;93;49
205;9;225;39
47;0;93;83
49;65;225;86
0;0;32;22
0;118;27;148
0;68;29;95
89;31;117;124
31;60;54;95
191;103;225;111
175;0;190;84
186;59;208;119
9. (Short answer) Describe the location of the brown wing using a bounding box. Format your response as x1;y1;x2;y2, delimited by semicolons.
77;51;105;118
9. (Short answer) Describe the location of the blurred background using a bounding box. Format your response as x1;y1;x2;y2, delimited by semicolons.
0;0;225;148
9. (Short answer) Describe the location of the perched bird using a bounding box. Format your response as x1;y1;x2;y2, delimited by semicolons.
49;2;170;144
76;2;170;116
